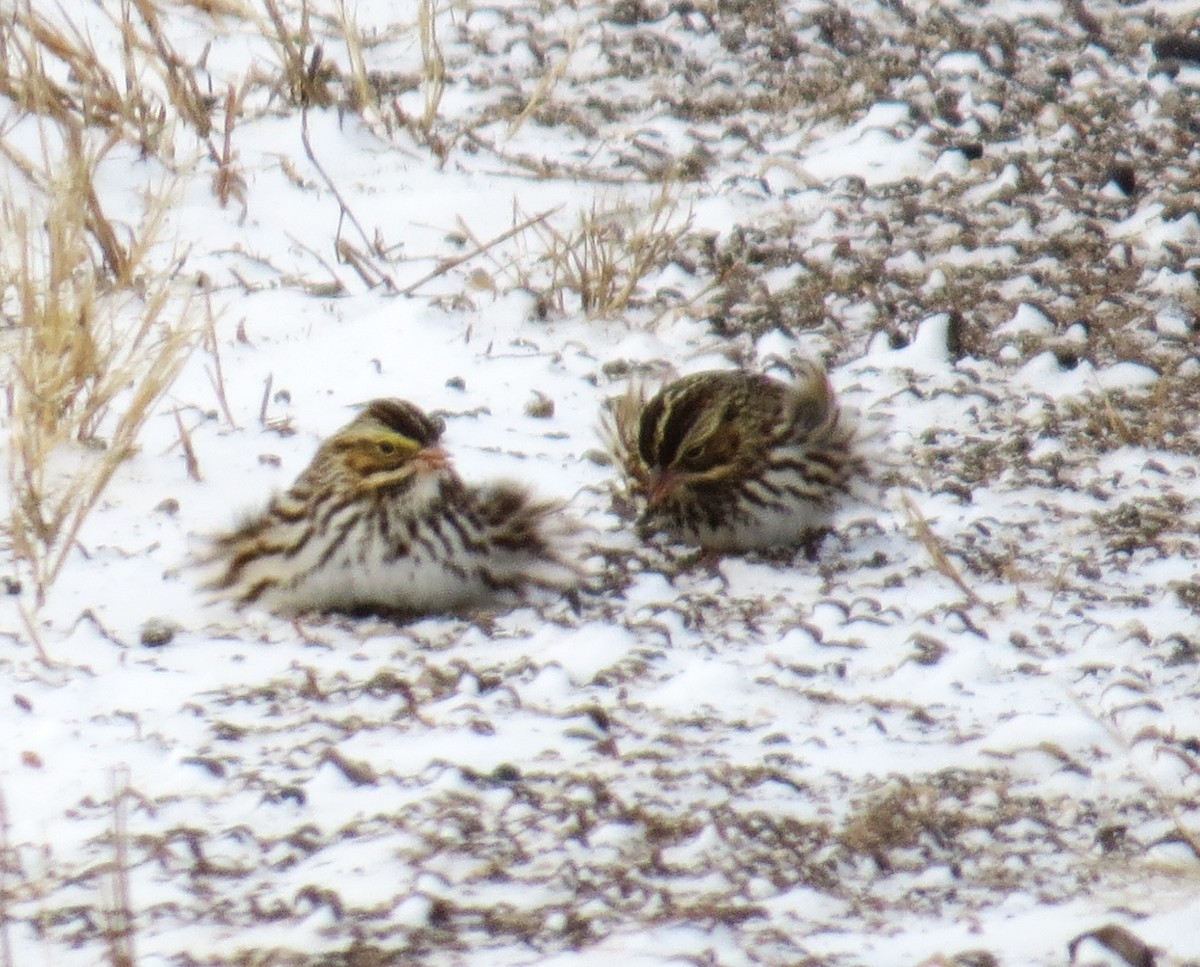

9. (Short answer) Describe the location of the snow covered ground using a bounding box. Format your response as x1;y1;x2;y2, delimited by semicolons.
0;0;1198;964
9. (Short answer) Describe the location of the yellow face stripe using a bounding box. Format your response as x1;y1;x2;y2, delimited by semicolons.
337;429;424;477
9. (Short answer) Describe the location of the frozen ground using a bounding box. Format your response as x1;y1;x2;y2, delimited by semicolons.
1;0;1199;964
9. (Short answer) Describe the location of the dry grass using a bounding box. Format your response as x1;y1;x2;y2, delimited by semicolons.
101;769;137;967
335;0;375;115
0;773;141;967
209;81;249;218
0;5;167;156
1;125;199;606
401;206;561;298
0;3;217;609
263;0;332;108
0;0;215;155
416;0;446;136
505;36;577;140
530;187;693;318
127;0;215;138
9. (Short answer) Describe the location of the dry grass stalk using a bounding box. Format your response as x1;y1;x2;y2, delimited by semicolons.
417;0;446;134
2;132;200;605
126;0;214;138
0;6;155;149
505;36;577;139
202;304;238;428
173;410;203;483
0;45;160;286
532;186;692;318
0;788;12;967
336;0;376;115
67;125;132;283
300;109;398;290
13;600;53;667
0;0;214;158
101;768;137;967
900;492;994;613
209;81;249;218
1091;384;1135;445
263;0;330;107
401;206;561;297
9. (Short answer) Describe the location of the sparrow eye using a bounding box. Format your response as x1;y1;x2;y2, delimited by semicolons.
675;442;709;471
378;441;396;455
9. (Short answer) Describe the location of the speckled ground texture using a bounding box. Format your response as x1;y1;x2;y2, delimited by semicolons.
1;1;1199;965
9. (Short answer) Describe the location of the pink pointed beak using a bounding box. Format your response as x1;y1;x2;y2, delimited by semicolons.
646;469;678;507
414;446;452;472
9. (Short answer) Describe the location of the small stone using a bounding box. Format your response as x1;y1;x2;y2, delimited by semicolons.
445;376;466;391
1096;824;1128;853
155;498;180;516
491;763;521;783
140;618;179;648
1;576;21;595
259;453;282;468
